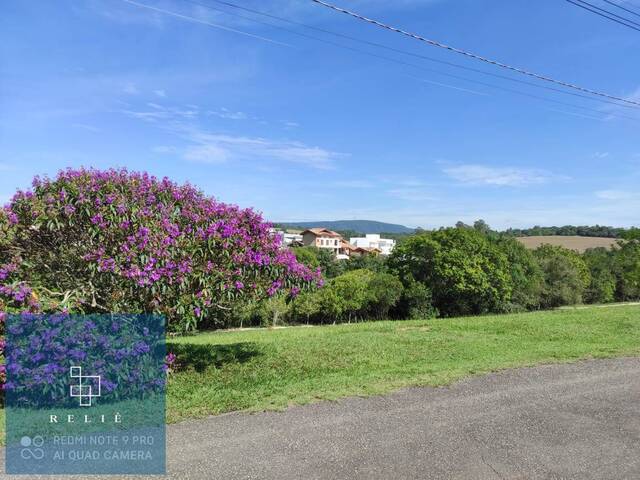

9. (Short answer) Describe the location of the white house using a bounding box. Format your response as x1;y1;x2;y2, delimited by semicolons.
270;229;303;247
349;234;396;256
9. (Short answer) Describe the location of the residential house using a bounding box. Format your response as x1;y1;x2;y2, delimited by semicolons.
349;234;396;256
301;228;342;255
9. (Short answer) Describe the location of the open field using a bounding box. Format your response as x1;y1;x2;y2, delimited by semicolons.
517;235;619;252
165;304;640;423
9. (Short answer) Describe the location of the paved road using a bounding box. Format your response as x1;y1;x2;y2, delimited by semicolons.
3;357;640;479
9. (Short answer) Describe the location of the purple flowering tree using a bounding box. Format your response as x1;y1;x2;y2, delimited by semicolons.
0;168;321;332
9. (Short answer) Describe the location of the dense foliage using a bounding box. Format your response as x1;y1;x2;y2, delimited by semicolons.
388;228;512;316
0;168;320;332
256;225;639;328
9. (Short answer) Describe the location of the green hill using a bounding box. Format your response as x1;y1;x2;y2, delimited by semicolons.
279;220;414;234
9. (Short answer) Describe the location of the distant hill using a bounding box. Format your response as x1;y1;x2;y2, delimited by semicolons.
279;220;415;235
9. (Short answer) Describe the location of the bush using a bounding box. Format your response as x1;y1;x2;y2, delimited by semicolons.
492;236;543;311
292;246;344;279
289;269;405;324
365;271;403;319
583;248;617;304
392;275;437;320
388;228;512;316
615;239;640;301
0;168;321;332
533;244;591;308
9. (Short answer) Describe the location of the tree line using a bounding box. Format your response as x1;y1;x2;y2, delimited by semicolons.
230;223;640;327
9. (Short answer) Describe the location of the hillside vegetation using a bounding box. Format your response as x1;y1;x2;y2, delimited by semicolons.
279;220;414;234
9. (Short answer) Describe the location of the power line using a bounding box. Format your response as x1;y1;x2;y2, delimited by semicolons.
120;0;292;46
189;0;639;112
603;0;640;18
310;0;640;108
566;0;640;30
574;0;640;25
177;0;639;122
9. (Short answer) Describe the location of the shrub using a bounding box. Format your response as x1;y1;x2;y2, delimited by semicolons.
365;271;403;319
533;244;590;308
583;248;617;304
492;236;543;311
392;275;437;320
615;239;640;301
328;269;374;322
288;269;405;324
0;168;321;332
388;228;512;316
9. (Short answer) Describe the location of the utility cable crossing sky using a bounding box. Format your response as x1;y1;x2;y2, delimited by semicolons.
310;0;640;108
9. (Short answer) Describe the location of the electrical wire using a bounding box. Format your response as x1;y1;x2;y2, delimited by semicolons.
168;0;639;121
120;0;292;46
603;0;640;18
184;0;639;112
310;0;640;107
566;0;640;30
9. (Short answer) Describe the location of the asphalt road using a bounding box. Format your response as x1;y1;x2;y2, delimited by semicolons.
3;357;639;479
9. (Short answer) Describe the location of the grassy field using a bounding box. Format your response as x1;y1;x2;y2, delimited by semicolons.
1;305;638;445
516;235;618;252
165;304;640;423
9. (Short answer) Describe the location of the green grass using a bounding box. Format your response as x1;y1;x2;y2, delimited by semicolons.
1;305;638;445
165;304;640;423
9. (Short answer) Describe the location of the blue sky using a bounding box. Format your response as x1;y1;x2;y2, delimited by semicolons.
1;0;639;229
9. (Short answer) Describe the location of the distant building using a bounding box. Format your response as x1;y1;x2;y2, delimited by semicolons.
282;232;303;246
270;229;303;248
301;228;342;255
349;234;396;255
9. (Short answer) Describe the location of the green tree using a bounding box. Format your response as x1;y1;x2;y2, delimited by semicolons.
392;274;436;319
365;272;403;319
344;254;386;273
493;236;543;311
291;290;322;324
292;246;320;269
533;244;590;308
583;247;617;304
388;228;512;316
615;239;640;300
329;269;373;322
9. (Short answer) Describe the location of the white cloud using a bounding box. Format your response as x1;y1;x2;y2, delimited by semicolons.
121;103;198;122
443;164;563;187
208;108;248;120
596;190;638;200
332;180;374;189
72;123;101;133
592;151;609;159
599;86;640;121
152;145;178;154
186;132;342;170
122;101;343;169
122;82;139;95
154;89;166;97
183;145;228;164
